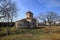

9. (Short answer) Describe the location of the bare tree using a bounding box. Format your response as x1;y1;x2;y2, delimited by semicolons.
38;13;46;25
0;0;17;35
0;0;17;22
56;16;60;24
38;12;59;25
46;12;58;25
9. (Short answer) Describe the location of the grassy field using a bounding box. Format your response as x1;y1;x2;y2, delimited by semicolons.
0;26;60;40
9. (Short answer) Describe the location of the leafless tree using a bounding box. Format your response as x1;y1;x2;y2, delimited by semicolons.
0;0;18;35
38;13;46;25
38;12;59;25
46;12;58;25
0;0;17;22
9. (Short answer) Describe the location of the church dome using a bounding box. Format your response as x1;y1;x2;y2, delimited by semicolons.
26;11;33;19
26;11;33;15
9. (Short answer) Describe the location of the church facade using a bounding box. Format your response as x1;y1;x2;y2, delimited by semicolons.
15;11;37;28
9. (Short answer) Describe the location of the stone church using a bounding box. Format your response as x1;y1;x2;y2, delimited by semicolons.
15;11;37;28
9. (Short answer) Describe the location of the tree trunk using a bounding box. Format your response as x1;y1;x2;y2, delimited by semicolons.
7;14;10;36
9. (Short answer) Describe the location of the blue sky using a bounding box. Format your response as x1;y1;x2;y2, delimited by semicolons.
14;0;60;21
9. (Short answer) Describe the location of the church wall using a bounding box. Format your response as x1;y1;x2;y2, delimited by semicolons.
15;21;30;28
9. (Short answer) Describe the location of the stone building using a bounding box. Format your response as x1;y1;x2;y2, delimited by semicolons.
15;11;37;28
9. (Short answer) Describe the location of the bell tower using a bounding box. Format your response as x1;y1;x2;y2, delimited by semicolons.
25;11;36;28
26;11;33;19
25;11;33;22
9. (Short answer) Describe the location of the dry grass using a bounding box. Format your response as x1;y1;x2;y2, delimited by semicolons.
0;26;60;40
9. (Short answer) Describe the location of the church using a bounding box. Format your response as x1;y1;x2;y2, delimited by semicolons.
15;11;37;28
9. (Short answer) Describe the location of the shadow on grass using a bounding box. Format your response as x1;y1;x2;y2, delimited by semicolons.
0;33;7;37
19;27;45;29
0;27;45;37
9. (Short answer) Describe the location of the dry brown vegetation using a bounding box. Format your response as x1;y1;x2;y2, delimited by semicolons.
0;26;60;40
